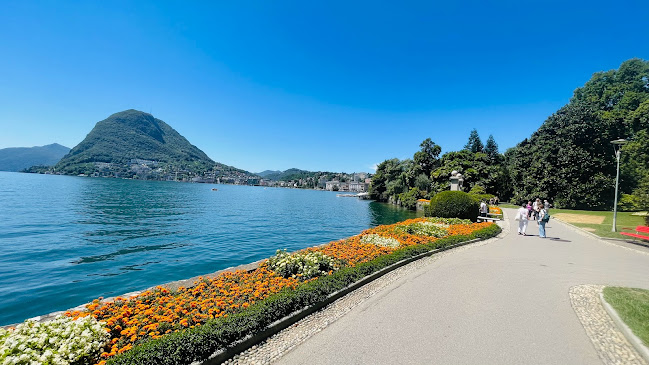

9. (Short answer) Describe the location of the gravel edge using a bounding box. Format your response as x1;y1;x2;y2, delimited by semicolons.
600;291;649;364
570;284;647;365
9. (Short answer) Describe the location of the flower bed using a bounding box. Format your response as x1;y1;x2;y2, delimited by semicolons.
489;206;503;215
2;218;500;365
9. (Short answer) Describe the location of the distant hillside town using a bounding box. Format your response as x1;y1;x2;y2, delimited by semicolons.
258;171;371;192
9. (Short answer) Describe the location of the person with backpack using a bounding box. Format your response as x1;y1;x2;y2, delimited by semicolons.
538;203;549;238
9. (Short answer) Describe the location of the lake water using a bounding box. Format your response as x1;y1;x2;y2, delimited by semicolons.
0;172;418;326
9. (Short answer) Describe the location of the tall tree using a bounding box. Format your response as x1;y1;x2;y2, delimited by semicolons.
413;138;442;177
485;135;500;162
464;129;484;153
505;58;649;208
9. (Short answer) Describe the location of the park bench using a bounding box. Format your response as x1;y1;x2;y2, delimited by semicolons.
620;226;649;241
477;216;500;223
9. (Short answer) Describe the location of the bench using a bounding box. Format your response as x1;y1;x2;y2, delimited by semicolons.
620;226;649;241
477;216;500;223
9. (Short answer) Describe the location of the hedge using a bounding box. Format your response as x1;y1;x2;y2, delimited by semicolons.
425;191;480;221
107;223;501;365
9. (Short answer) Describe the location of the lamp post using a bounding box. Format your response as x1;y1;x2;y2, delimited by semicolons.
611;138;628;232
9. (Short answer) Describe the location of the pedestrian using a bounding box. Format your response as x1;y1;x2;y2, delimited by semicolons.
526;200;533;218
532;198;541;221
538;203;548;238
516;203;529;235
480;200;488;218
494;196;499;205
544;199;551;212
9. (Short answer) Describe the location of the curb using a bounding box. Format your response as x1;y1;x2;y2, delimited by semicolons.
200;223;506;364
599;291;649;364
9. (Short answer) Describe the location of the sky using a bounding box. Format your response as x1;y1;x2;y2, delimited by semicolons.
1;1;648;173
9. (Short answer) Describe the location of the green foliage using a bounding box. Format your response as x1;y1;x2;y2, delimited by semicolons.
413;138;441;177
618;194;639;211
469;184;487;195
633;174;649;223
397;187;423;210
266;250;339;279
506;59;649;209
424;191;480;221
430;149;506;197
394;222;448;237
107;224;501;365
464;129;484;153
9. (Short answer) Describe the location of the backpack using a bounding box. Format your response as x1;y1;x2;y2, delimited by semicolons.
541;213;550;223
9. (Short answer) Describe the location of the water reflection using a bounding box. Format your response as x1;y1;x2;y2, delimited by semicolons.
368;201;420;226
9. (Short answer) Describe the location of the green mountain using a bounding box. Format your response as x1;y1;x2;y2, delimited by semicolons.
256;168;314;181
54;109;249;177
0;143;70;171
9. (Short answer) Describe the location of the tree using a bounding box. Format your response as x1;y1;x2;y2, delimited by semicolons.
485;135;500;162
464;129;484;153
413;138;442;177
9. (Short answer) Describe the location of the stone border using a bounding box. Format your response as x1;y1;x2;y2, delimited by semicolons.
600;291;649;364
569;284;647;365
215;216;509;364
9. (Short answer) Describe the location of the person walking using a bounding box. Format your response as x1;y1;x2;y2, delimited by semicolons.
538;203;548;238
516;203;529;235
526;201;533;219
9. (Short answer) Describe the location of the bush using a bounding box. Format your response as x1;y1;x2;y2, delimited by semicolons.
468;184;487;195
425;191;480;221
266;250;339;279
397;187;423;210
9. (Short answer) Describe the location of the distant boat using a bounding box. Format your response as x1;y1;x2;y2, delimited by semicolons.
211;188;218;191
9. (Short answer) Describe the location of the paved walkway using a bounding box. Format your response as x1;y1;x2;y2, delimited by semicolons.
270;209;649;365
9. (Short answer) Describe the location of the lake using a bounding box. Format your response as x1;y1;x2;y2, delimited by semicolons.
0;171;418;326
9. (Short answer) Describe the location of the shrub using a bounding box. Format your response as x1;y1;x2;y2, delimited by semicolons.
397;187;423;210
618;194;638;212
468;184;487;195
394;222;448;237
266;250;339;279
425;191;480;221
359;234;401;248
0;315;109;365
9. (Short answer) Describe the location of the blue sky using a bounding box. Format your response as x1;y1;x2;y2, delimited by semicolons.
1;0;648;173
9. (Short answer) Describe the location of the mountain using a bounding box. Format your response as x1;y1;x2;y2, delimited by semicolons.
54;109;251;178
256;168;313;181
256;170;282;178
0;143;70;171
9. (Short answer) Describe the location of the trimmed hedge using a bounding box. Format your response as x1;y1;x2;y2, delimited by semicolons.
425;191;480;221
107;223;501;365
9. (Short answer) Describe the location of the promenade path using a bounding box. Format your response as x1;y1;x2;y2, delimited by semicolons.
274;208;649;365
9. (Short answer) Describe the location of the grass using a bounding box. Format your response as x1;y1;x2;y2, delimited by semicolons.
546;208;646;239
603;287;649;347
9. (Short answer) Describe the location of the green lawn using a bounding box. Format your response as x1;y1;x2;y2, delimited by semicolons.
547;208;646;239
603;287;649;347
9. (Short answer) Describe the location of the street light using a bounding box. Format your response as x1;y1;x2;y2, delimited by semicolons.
611;138;629;232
